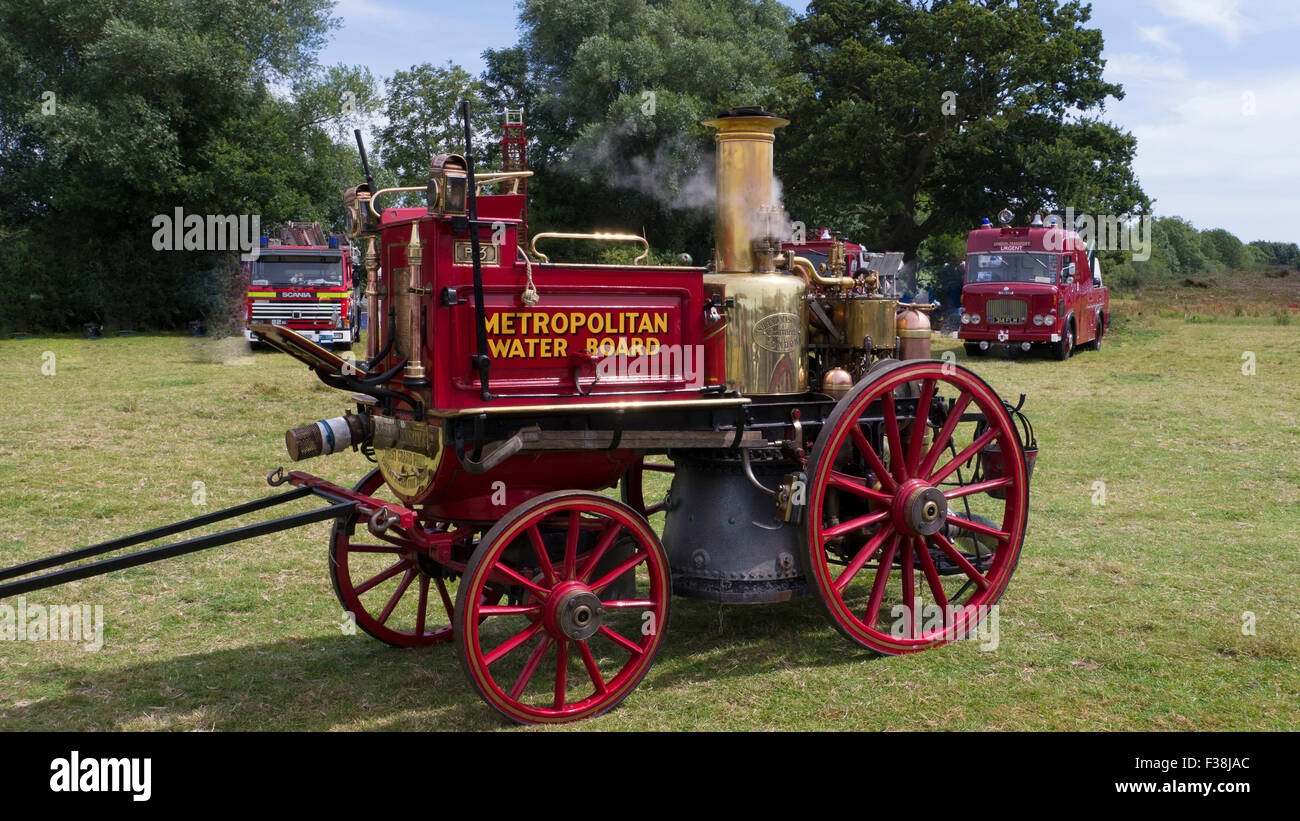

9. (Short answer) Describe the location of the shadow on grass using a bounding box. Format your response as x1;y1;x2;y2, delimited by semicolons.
4;595;883;731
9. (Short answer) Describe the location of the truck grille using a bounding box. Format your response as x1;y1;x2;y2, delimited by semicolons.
251;303;339;323
985;299;1027;325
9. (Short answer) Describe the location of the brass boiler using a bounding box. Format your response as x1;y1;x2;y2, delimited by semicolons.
702;107;807;395
831;296;897;353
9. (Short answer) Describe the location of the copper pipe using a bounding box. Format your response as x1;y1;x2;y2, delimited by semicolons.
779;253;855;289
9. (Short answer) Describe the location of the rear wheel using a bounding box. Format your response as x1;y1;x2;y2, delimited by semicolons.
1090;312;1104;351
330;469;482;647
801;359;1029;654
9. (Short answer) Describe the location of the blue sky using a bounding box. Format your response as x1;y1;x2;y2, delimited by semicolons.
320;1;1299;244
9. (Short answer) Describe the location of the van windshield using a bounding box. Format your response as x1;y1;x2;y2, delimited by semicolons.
252;255;344;287
966;252;1059;285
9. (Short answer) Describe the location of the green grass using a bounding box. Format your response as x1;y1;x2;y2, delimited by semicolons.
1;283;1298;731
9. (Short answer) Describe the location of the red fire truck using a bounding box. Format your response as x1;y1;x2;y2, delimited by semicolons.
959;214;1109;360
245;235;359;349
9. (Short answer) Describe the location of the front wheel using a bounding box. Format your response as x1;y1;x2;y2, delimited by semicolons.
329;469;478;647
801;359;1029;655
963;342;983;358
454;492;671;724
1052;323;1074;360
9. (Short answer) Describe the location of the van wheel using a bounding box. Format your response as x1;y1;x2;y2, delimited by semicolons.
1090;313;1104;351
963;342;983;357
1052;323;1074;361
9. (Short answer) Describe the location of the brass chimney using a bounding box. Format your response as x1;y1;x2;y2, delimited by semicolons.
703;107;807;394
704;107;788;274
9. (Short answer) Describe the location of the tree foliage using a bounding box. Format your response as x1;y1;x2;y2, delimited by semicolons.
777;0;1150;260
479;0;792;258
0;0;378;331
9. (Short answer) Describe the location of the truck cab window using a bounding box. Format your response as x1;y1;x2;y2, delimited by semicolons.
966;252;1058;285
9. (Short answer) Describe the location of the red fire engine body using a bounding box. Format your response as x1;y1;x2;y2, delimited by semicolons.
245;237;359;349
3;107;1039;726
959;218;1109;359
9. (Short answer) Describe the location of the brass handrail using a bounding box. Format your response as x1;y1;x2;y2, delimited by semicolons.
367;171;534;216
530;232;650;265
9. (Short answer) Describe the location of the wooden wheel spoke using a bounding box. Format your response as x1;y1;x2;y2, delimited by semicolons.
881;392;908;481
415;576;430;636
554;640;569;709
833;524;892;593
577;520;624;584
528;525;558;587
900;538;916;637
929;531;990;589
589;550;648;595
918;391;972;478
849;426;899;493
863;534;900;627
827;470;892;504
944;476;1013;499
484;621;544;666
345;544;407;554
930;426;999;486
377;568;416;625
576;641;608;696
905;378;936;475
509;635;553;702
563;511;580;580
354;558;410;596
435;576;454;620
947;514;1010;542
479;604;542;616
914;537;949;611
491;563;551;599
597;624;645;657
821;509;890;543
601;599;657;610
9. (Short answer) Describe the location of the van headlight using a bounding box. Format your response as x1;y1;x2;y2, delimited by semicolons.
970;314;980;324
1033;315;1044;326
961;313;970;324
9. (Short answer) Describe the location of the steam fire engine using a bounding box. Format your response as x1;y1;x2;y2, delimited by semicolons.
3;106;1038;724
245;228;359;349
960;211;1109;359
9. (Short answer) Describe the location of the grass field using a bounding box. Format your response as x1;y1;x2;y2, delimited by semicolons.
1;274;1297;731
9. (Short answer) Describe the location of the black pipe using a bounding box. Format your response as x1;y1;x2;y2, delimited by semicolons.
461;100;493;401
354;128;375;194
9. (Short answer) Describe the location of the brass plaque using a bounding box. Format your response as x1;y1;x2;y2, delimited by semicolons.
454;241;499;266
753;312;802;353
377;442;440;501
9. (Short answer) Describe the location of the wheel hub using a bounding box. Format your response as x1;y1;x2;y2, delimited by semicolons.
891;478;948;536
544;581;604;641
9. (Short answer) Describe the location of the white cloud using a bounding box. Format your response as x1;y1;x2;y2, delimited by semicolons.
1136;25;1178;50
1106;52;1188;84
1125;72;1300;240
1153;0;1248;40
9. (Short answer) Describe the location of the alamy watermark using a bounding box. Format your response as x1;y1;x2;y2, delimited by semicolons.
592;341;705;389
1;595;104;651
890;603;1000;651
151;208;261;261
1045;207;1153;262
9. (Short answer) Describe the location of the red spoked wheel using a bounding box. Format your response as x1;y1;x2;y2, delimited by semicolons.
620;456;675;519
330;469;485;647
802;359;1029;655
454;491;671;724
